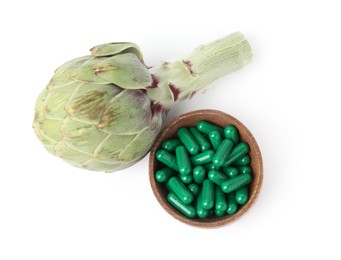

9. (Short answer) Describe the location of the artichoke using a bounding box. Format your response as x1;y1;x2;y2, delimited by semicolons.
33;32;252;172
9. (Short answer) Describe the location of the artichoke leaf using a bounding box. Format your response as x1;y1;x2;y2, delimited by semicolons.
94;53;152;89
54;56;90;76
93;133;136;163
34;89;49;115
61;117;108;155
118;114;162;162
44;85;78;119
91;42;143;61
65;82;122;124
54;141;92;163
69;57;109;84
98;89;152;134
34;124;57;147
66;54;151;89
39;118;63;142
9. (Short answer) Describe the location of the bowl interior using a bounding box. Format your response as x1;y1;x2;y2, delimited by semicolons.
149;109;263;227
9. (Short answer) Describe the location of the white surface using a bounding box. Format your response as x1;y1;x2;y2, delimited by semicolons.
1;0;340;259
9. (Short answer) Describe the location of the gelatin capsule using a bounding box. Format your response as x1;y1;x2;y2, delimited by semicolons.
161;139;182;152
221;166;239;178
196;192;209;218
193;165;206;184
168;176;193;204
179;173;193;184
233;155;251;166
177;127;200;155
238;166;252;175
222;142;250;167
189;127;211;152
208;169;229;186
215;185;228;212
155;167;177;183
224;125;240;145
167;192;196;218
201;179;215;210
156;149;179;171
208;130;223;151
235;186;249;205
188;183;200;196
221;173;252;193
165;182;173;193
227;193;238;215
197;120;224;135
215;208;227;217
204;163;221;171
212;139;234;166
191;150;214;166
175;145;192;175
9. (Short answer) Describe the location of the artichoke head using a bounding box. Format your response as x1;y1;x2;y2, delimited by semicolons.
33;42;162;172
33;32;252;172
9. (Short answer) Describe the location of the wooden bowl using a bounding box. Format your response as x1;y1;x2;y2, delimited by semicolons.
149;109;263;227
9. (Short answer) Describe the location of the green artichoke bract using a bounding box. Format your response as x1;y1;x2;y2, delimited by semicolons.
33;32;252;172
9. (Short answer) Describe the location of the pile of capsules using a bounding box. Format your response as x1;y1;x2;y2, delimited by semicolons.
155;120;253;219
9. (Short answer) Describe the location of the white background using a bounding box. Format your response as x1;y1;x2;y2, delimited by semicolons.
1;0;340;259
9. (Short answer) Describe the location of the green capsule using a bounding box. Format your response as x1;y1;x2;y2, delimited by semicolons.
188;183;200;196
238;166;252;175
224;125;240;145
196;192;209;218
167;193;196;218
233;155;251;166
215;185;228;212
156;149;179;171
208;130;223;151
212;139;234;166
191;150;214;166
221;173;252;193
201;180;215;210
197;120;224;135
227;193;238;215
193;165;206;184
175;145;192;175
155;167;176;183
215;208;227;217
179;173;193;184
221;166;239;178
208;170;229;186
189;127;211;152
235;186;249;205
222;142;250;167
161;138;182;152
168;176;193;204
204;163;221;171
165;182;173;193
177;127;200;155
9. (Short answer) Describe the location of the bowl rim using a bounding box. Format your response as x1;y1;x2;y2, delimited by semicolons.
149;109;263;228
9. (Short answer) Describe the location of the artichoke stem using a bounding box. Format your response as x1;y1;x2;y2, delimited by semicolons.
146;32;252;110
